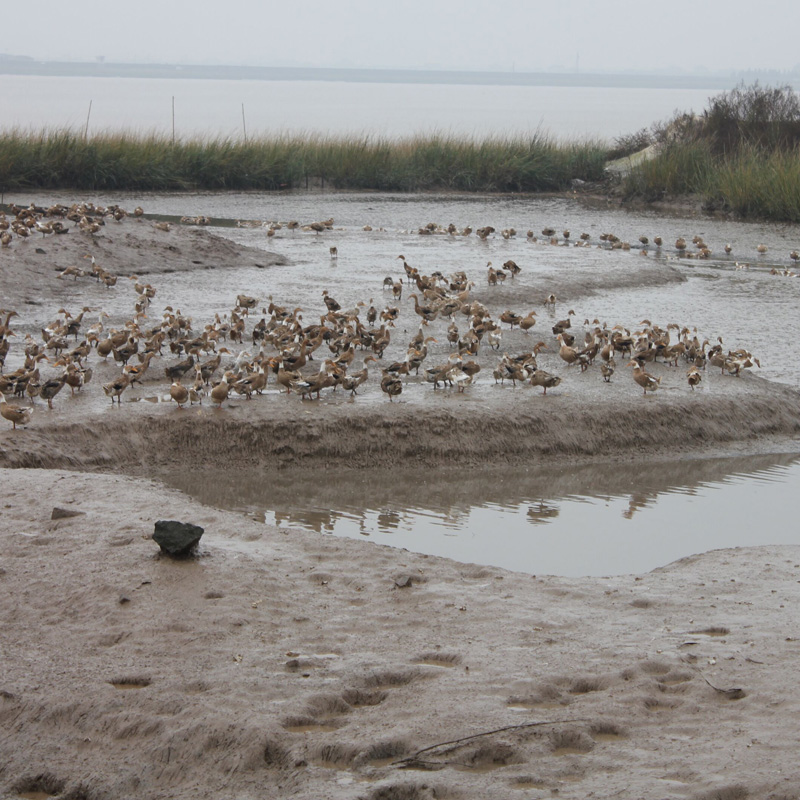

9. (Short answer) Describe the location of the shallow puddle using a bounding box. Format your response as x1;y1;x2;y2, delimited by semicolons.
160;451;800;577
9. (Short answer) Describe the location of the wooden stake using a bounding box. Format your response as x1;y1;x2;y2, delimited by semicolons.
84;100;92;139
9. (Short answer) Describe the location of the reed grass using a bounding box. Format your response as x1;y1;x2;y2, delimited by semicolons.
624;141;800;221
0;127;608;194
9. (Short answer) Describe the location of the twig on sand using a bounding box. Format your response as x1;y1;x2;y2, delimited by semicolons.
680;655;746;699
393;717;590;767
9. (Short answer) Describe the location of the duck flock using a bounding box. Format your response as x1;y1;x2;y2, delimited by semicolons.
0;201;781;431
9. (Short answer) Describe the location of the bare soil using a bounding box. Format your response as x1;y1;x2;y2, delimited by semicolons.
1;219;800;799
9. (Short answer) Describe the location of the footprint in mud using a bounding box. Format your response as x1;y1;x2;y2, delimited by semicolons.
354;739;413;767
509;775;551;790
308;742;360;769
341;688;387;707
282;716;341;734
691;786;750;800
548;729;595;756
643;696;681;711
567;676;608;695
507;686;569;710
656;669;696;692
109;675;151;690
689;626;731;637
11;773;64;800
413;651;462;668
457;741;522;771
589;722;627;743
283;692;356;733
360;667;424;689
636;659;674;676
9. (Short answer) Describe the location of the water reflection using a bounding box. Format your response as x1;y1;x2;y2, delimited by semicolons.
526;501;560;524
158;451;800;577
622;492;657;520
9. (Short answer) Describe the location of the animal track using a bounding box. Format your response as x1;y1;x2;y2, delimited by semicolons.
413;652;462;668
109;675;151;689
360;667;422;689
549;728;595;755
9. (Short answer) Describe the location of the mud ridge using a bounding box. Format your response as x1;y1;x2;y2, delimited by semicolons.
2;386;799;472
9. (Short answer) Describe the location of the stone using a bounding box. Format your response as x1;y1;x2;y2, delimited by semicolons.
51;507;85;520
153;520;204;556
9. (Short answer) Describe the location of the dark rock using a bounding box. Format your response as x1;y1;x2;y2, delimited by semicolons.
153;520;204;556
51;506;85;520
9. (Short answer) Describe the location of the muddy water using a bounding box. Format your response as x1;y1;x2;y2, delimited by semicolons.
13;190;800;574
161;452;800;577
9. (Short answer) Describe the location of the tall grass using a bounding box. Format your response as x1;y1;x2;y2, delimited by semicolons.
621;82;800;221
624;142;800;221
0;127;608;194
709;146;800;221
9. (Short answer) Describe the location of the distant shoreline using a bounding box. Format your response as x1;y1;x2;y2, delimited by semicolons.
0;60;778;91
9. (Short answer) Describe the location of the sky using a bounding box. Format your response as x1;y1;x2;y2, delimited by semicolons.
3;0;799;75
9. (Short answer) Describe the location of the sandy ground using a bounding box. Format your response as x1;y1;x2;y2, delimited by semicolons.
2;469;800;800
2;217;800;799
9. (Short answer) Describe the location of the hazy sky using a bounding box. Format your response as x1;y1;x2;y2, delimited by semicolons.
4;0;799;74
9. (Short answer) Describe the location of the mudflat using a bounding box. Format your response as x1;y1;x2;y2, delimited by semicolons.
1;214;800;799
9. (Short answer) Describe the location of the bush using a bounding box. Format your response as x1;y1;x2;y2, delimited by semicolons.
702;81;800;153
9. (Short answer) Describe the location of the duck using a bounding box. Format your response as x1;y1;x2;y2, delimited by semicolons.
236;294;258;312
189;368;205;405
0;393;32;429
556;334;581;366
342;356;377;396
530;370;562;395
408;293;438;325
445;360;472;392
380;371;403;401
170;380;190;408
164;355;195;382
499;310;523;329
601;358;616;383
62;363;91;394
687;367;702;390
627;361;661;395
276;362;303;394
210;375;231;407
503;259;521;277
519;312;537;333
124;352;157;385
58;265;86;280
103;373;131;404
39;375;66;409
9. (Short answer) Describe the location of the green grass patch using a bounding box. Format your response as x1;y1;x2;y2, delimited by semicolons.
0;127;608;194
